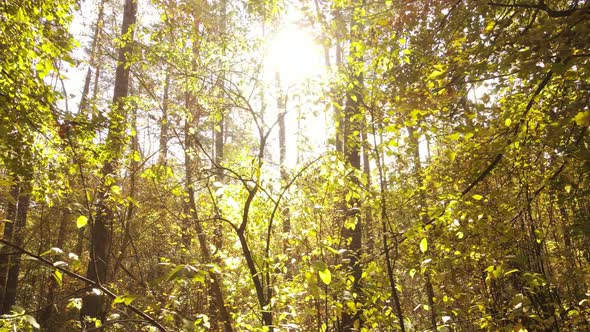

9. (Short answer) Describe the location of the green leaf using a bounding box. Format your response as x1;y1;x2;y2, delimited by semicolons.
504;268;519;277
53;270;63;287
166;264;185;281
113;295;136;306
428;70;444;80
409;268;416;278
76;215;88;228
505;118;512;127
448;132;461;141
419;238;428;253
111;185;121;195
472;194;483;200
574;111;590;126
318;267;332;285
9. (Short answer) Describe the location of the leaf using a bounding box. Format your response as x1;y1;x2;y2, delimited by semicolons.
166;264;186;281
409;268;416;278
505;118;512;127
448;132;461;141
76;215;88;228
504;268;519;277
25;315;40;329
472;194;483;200
53;261;68;267
113;295;136;306
111;185;121;195
318;267;332;285
574;111;590;126
52;270;63;287
419;238;428;253
131;150;141;162
428;70;444;80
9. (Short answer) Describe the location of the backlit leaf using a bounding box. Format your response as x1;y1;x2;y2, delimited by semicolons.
76;215;88;228
420;238;428;253
318;267;332;285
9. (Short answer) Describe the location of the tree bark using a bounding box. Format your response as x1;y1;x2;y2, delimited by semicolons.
81;0;137;326
184;119;234;331
79;0;105;115
339;3;365;329
0;178;31;314
408;126;437;332
159;68;170;165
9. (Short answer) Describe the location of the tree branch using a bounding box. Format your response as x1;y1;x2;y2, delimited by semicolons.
0;240;167;332
489;1;590;18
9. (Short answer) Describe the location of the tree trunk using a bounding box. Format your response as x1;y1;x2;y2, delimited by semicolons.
39;206;71;327
0;177;31;314
79;0;105;115
339;3;365;329
408;126;437;331
80;0;137;326
340;85;363;331
184;118;234;331
159;68;170;165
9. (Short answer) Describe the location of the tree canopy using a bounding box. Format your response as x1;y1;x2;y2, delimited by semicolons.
0;0;589;331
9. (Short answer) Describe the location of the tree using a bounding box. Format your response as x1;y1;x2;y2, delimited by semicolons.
0;0;76;316
1;0;590;330
80;0;137;325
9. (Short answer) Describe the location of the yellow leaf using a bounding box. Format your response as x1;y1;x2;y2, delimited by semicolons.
574;111;590;126
319;267;332;285
420;238;428;253
76;215;88;228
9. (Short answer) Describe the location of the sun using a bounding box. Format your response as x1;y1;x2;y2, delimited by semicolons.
263;20;327;167
265;22;324;84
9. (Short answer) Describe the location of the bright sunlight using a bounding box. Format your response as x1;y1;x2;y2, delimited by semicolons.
264;18;328;167
265;22;324;84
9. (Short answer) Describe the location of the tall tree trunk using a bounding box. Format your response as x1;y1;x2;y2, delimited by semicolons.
368;114;407;331
179;9;233;329
40;205;71;327
275;71;291;249
79;0;105;115
184;117;234;331
212;0;227;251
340;83;363;331
111;87;140;282
0;183;19;314
407;126;437;331
159;68;170;165
0;176;31;314
80;0;137;326
3;182;30;312
339;3;365;330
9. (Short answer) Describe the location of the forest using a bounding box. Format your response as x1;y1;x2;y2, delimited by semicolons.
0;0;589;331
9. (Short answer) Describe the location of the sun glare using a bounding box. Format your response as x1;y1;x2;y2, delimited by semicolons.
263;20;328;168
265;23;324;84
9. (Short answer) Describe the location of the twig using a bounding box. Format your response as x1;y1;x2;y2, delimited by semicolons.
0;240;167;332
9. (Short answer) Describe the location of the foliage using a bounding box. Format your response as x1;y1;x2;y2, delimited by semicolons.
0;0;589;331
